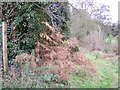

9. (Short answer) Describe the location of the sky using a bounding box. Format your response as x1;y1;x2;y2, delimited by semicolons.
69;0;119;23
95;0;119;23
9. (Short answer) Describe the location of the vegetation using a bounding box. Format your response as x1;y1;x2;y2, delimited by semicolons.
1;1;119;88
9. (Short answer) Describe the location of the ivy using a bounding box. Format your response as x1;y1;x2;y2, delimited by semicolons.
2;2;70;66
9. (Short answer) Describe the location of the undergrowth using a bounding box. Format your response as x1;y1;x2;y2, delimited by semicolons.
2;62;66;88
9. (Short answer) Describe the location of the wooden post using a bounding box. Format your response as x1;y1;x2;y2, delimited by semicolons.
2;21;8;72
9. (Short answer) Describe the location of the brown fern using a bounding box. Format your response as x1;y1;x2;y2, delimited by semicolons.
41;22;55;32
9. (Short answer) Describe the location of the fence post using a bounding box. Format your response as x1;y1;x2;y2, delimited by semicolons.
2;21;8;72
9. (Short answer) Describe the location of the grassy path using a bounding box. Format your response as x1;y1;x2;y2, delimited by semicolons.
69;51;118;88
86;52;118;88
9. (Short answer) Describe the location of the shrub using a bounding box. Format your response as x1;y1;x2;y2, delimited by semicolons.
82;31;104;51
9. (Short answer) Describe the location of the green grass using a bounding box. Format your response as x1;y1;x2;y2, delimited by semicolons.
104;35;118;44
69;51;118;88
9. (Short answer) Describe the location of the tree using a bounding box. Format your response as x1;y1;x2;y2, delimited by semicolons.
91;4;111;25
2;2;70;65
69;0;111;25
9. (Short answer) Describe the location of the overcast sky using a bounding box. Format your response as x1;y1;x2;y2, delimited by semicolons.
69;0;119;23
95;0;119;23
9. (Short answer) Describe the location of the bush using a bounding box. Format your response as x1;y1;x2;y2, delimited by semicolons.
82;31;104;51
